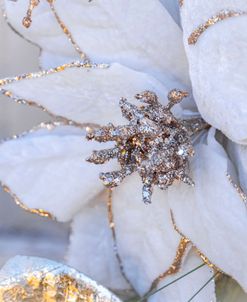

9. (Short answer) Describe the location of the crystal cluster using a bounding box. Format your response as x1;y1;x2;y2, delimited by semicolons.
87;90;198;204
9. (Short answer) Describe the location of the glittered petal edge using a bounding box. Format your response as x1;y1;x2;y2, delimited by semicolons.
0;61;109;126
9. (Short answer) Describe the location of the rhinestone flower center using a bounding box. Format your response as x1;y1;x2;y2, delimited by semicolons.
87;90;207;203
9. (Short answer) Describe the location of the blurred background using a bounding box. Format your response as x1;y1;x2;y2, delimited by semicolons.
0;11;69;266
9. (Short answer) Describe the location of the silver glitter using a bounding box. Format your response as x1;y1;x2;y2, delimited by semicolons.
87;90;208;204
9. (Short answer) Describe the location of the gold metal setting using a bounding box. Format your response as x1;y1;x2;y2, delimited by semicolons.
188;10;247;45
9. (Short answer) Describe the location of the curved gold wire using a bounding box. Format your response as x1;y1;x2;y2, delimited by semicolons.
1;182;54;220
188;10;247;45
170;210;222;272
145;237;190;295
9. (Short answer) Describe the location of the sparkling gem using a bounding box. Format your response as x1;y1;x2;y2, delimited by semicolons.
87;90;207;203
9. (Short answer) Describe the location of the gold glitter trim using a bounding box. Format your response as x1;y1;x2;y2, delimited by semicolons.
0;61;108;86
1;183;54;220
107;190;193;296
48;1;90;62
21;0;89;61
1;121;99;143
188;10;247;45
107;189;133;287
0;61;108;127
170;210;222;272
0;259;120;302
22;0;40;28
145;237;190;295
226;173;247;207
1;1;42;51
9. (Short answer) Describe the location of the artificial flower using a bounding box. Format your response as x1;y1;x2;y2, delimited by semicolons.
0;0;247;301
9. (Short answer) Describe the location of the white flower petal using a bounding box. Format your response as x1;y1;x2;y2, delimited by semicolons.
216;276;247;302
112;175;185;295
180;1;247;143
67;191;131;295
68;186;216;302
1;63;183;125
168;128;247;291
3;0;78;61
0;123;114;222
226;140;247;195
150;250;216;302
4;0;189;85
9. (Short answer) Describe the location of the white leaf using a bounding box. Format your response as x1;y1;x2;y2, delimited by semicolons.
0;123;114;221
169;128;247;291
180;1;247;143
1;63;183;125
4;0;189;85
67;191;132;295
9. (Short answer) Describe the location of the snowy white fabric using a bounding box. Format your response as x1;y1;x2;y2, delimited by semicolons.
0;124;115;221
112;176;216;301
112;175;182;294
2;63;183;126
68;191;130;291
68;176;216;301
180;0;247;144
1;0;247;301
4;0;189;86
169;129;247;291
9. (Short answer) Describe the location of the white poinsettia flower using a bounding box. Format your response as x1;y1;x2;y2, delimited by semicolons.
0;0;247;301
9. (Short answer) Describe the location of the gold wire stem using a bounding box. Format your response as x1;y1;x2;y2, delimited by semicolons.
22;0;40;28
47;1;90;62
1;183;54;219
22;0;89;62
